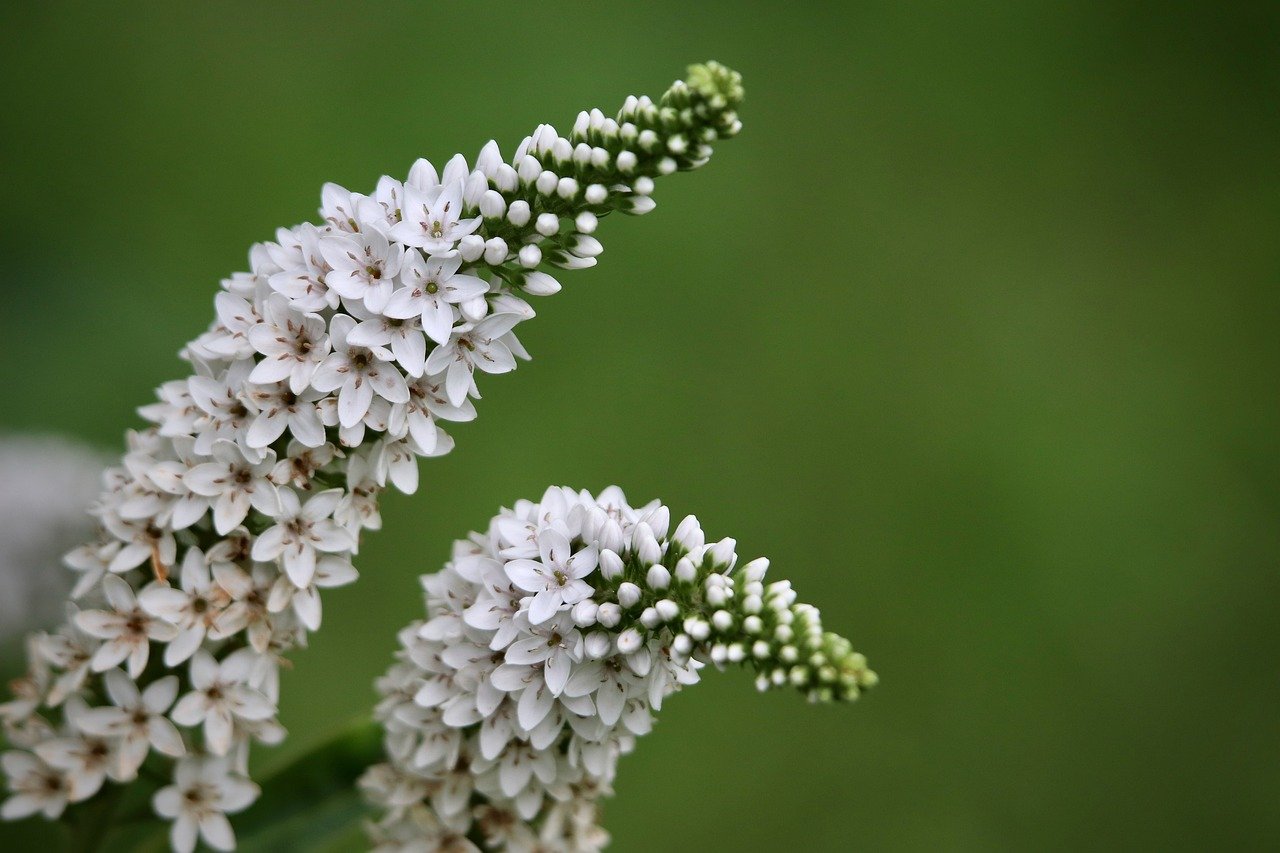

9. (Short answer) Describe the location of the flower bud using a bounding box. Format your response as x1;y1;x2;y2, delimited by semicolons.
673;514;702;550
641;505;670;540
548;251;596;270
460;296;488;322
575;211;598;234
599;549;624;580
645;565;671;590
518;154;541;184
683;617;710;642
535;170;558;195
507;200;531;227
494;163;518;192
709;538;737;568
463;171;489;208
639;607;661;629
483;237;509;265
571;599;599;628
457;234;485;262
518;244;542;268
711;610;733;632
585;184;607;204
596;603;622;629
557;177;579;199
475;139;501;176
616;628;643;655
673;634;693;656
617;582;641;609
568;234;604;258
626;195;657;215
479;190;507;219
535;212;560;236
584;631;611;659
616;150;638;172
634;522;661;566
654;599;679;622
740;557;769;583
674;556;697;584
522;271;562;296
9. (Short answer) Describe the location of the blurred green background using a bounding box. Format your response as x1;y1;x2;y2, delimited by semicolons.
2;1;1278;850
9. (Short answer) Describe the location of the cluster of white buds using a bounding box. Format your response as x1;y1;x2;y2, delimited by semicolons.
363;485;876;851
0;62;744;852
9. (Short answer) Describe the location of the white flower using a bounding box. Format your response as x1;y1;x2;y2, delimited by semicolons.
563;655;637;727
208;560;276;653
191;292;260;361
189;359;260;457
170;651;276;756
100;510;178;577
75;575;178;678
145;437;215;532
311;314;410;429
76;670;185;779
251;487;352;587
1;751;70;820
424;313;524;407
244;380;326;449
246;294;331;394
153;757;258;853
346;310;430;379
335;451;382;536
319;230;404;314
389;180;481;255
183;440;281;534
504;529;598;625
401;373;473;456
139;547;230;666
266;554;358;631
265;224;338;313
31;700;115;801
384;252;488;345
504;614;583;697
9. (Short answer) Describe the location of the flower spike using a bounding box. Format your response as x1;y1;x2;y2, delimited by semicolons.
363;486;875;851
1;63;742;851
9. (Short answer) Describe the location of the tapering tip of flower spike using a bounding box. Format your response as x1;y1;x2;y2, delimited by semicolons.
365;486;875;850
686;61;745;109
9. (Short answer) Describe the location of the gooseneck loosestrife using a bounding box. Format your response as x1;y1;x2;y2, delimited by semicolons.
364;486;876;852
0;62;877;852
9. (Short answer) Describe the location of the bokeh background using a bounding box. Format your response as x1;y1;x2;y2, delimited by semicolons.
2;1;1278;850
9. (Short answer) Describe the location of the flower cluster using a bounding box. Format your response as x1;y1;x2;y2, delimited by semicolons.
363;486;876;851
1;62;744;852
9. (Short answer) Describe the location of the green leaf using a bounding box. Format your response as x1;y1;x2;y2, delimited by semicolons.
232;720;382;852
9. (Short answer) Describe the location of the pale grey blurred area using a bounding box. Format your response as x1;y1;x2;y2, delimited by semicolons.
0;435;106;641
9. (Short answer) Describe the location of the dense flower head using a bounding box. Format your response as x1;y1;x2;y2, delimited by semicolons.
363;485;876;851
1;63;742;851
